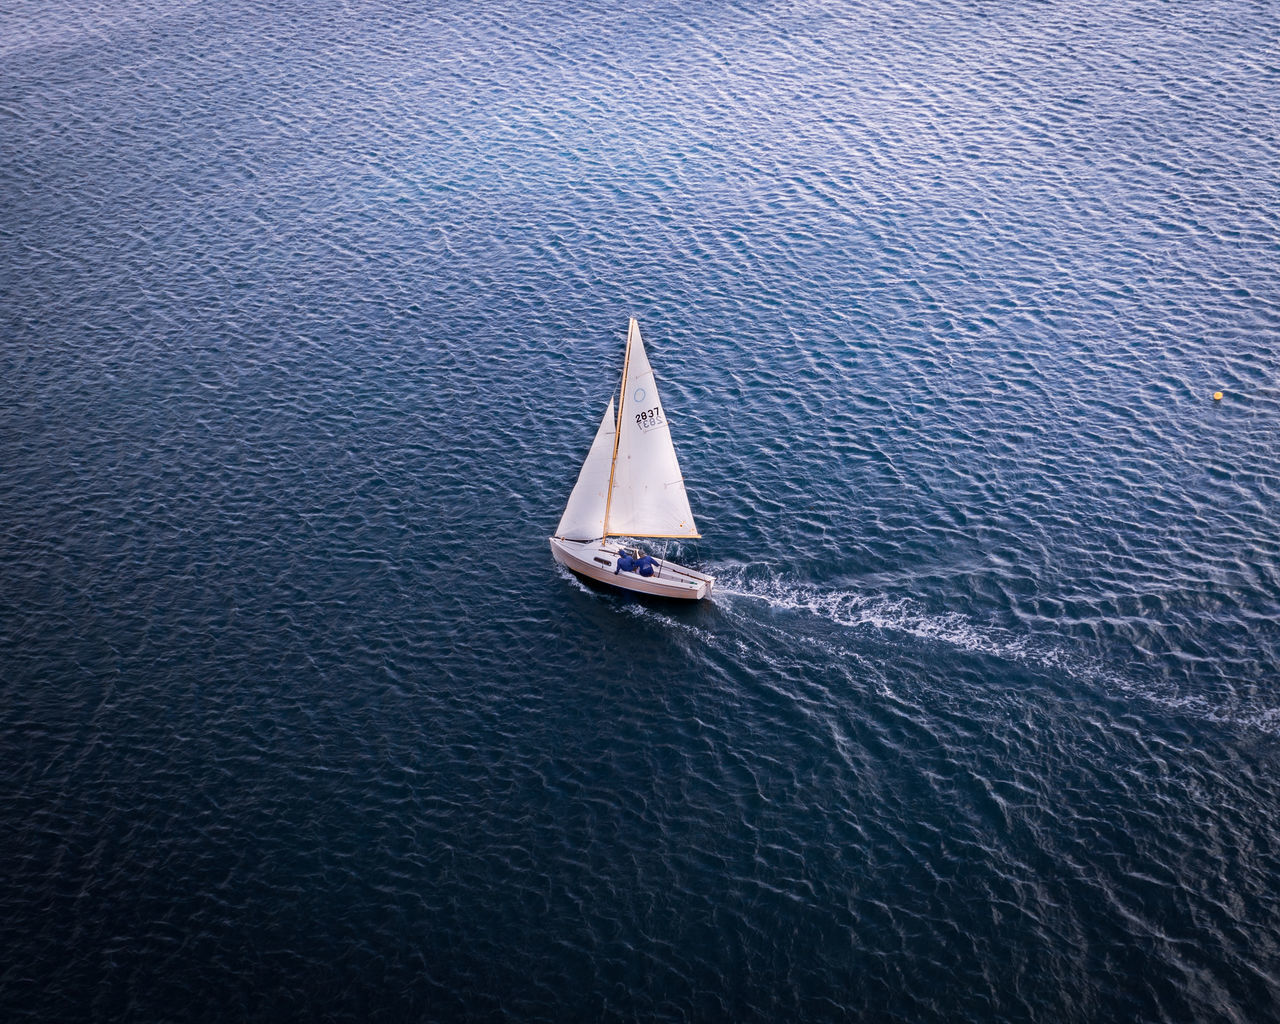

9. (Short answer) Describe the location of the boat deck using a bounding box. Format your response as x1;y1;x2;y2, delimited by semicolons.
549;537;713;600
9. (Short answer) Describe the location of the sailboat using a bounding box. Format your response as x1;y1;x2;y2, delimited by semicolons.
549;317;714;600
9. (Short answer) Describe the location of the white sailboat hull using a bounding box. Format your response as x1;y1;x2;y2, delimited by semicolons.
549;538;713;601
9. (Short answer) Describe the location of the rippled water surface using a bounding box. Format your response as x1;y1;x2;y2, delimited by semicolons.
4;1;1279;1021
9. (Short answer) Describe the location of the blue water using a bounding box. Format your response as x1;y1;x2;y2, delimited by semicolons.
3;1;1279;1020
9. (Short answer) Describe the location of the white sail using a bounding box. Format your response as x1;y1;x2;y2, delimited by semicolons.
605;319;699;538
554;398;616;541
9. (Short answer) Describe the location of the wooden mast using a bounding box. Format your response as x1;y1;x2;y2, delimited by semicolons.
601;317;634;541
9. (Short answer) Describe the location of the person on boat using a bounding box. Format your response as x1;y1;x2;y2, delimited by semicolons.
614;547;657;577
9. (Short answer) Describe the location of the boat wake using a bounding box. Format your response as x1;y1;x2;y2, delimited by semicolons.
558;561;1280;734
710;567;1067;668
707;567;1280;735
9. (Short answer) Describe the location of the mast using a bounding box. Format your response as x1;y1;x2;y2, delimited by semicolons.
601;318;634;539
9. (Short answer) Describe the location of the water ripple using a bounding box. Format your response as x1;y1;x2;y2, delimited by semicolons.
4;0;1280;1021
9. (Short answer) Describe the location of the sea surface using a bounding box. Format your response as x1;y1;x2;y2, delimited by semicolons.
3;1;1279;1021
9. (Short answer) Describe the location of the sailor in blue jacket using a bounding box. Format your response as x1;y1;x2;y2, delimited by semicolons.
615;549;656;577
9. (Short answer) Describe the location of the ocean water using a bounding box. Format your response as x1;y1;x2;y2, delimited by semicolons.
3;0;1279;1020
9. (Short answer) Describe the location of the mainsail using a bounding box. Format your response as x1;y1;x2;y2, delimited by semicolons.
554;398;616;542
604;319;699;539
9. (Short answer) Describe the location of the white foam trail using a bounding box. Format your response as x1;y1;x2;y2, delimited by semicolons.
558;563;1278;733
712;568;1062;668
554;564;596;596
711;568;1280;734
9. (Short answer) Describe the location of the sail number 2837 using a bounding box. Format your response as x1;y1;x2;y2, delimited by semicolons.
634;406;664;430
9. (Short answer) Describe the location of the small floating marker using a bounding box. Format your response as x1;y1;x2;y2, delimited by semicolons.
1213;391;1223;401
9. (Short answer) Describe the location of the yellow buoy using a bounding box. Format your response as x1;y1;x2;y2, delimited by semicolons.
1213;391;1223;401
